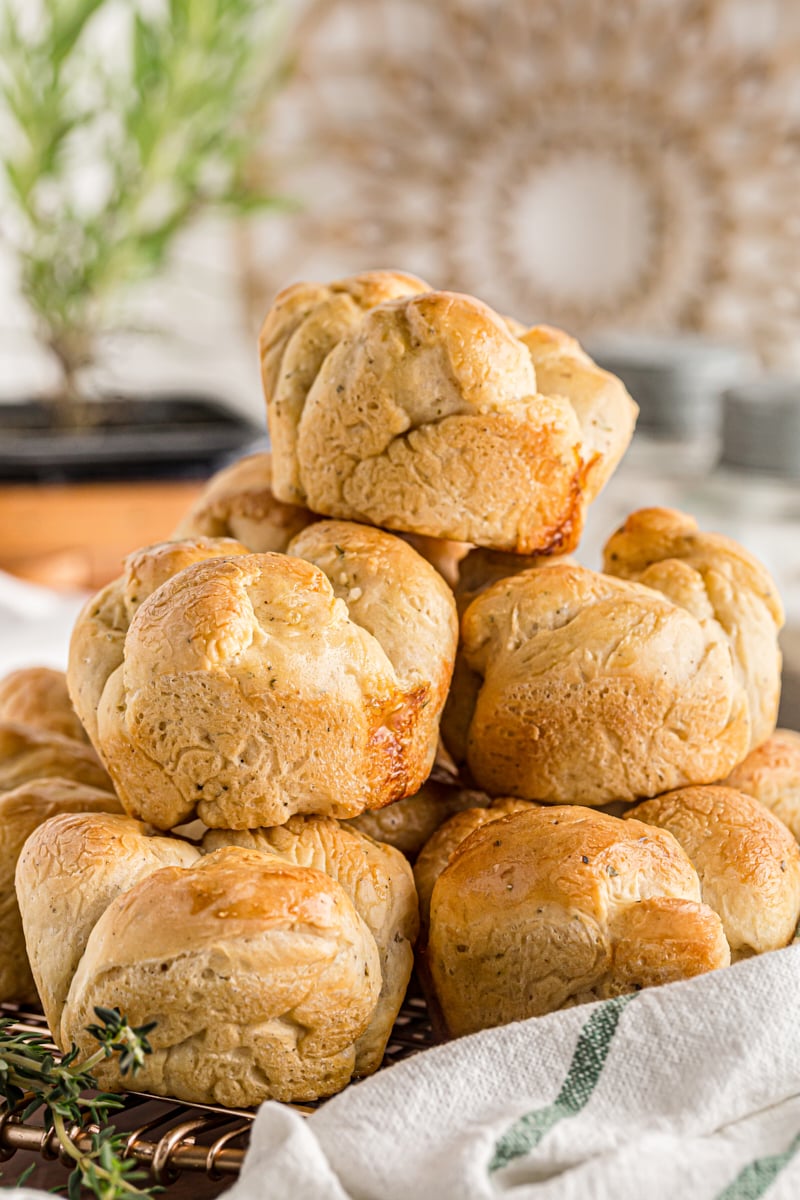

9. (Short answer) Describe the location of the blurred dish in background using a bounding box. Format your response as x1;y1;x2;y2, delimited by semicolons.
587;333;752;473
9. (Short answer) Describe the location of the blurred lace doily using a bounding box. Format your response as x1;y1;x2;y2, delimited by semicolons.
240;0;800;364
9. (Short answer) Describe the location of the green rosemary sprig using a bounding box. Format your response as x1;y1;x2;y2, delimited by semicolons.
0;1006;160;1199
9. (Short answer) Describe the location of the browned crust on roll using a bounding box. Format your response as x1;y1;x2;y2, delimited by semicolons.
92;524;456;830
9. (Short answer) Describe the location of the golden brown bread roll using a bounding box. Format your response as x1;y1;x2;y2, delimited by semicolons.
203;816;419;1075
68;537;251;745
723;729;800;841
19;812;418;1104
0;722;111;795
0;667;88;742
92;522;457;829
62;847;381;1106
172;451;316;550
427;806;729;1036
0;779;120;1003
16;812;200;1034
442;562;749;804
627;786;800;956
342;780;488;859
260;272;637;552
603;508;783;751
413;798;538;925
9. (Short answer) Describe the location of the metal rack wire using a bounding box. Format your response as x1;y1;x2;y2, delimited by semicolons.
0;990;436;1186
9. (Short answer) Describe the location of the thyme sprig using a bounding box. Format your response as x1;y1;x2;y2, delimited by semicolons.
0;1006;159;1199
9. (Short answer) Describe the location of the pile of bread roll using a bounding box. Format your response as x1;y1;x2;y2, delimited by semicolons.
3;270;799;1107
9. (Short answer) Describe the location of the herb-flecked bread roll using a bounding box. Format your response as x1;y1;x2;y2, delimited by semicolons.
16;811;200;1034
18;812;419;1105
627;786;800;957
442;562;749;804
0;667;88;743
723;730;800;841
89;521;457;829
259;271;636;552
203;815;419;1075
427;806;729;1036
603;507;783;751
0;722;111;795
0;779;120;1003
68;537;251;745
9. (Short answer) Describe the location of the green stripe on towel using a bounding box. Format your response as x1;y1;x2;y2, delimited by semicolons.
489;994;634;1173
715;1130;800;1200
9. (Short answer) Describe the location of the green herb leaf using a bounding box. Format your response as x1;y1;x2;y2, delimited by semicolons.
0;1006;159;1199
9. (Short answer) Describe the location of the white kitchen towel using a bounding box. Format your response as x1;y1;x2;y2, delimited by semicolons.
222;946;800;1200
3;924;800;1200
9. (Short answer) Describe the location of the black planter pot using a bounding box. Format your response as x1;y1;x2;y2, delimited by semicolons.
0;395;265;483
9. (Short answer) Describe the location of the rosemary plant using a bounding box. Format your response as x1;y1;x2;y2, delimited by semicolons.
0;1005;158;1199
0;0;287;419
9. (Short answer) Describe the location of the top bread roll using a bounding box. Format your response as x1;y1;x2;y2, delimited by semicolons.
603;508;783;751
259;271;637;552
77;522;457;830
0;667;88;743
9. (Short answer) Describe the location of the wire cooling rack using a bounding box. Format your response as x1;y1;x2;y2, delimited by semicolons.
0;988;436;1186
